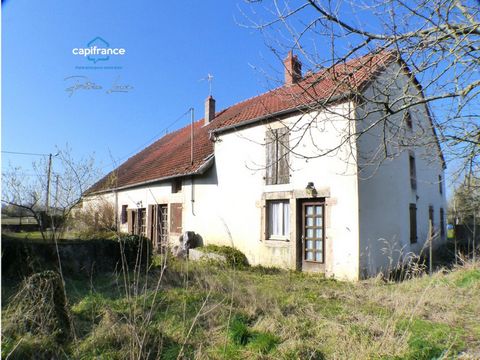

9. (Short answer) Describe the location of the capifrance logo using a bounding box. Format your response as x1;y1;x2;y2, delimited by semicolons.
72;37;126;63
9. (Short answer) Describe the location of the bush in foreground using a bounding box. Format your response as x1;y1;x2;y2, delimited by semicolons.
198;244;249;269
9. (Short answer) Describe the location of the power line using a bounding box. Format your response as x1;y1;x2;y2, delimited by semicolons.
101;108;192;170
2;173;48;177
2;150;49;157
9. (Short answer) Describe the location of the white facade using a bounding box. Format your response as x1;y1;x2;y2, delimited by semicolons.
86;63;446;280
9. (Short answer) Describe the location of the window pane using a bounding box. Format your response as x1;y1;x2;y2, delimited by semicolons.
306;206;314;215
307;217;314;226
316;228;322;238
283;202;290;236
315;206;322;215
315;252;323;262
315;217;322;226
306;240;313;249
315;240;322;249
268;200;289;237
306;251;314;261
307;228;314;238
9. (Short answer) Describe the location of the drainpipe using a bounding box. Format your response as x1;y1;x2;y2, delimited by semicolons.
191;175;196;216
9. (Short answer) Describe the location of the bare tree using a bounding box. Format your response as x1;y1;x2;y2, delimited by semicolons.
2;145;99;240
241;0;479;176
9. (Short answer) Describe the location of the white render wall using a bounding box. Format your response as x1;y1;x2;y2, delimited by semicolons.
84;64;446;281
209;104;361;280
356;62;447;277
88;103;362;280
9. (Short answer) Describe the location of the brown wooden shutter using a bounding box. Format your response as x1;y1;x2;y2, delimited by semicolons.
409;204;417;243
170;203;183;234
127;209;133;234
147;205;154;240
277;127;289;184
265;129;277;185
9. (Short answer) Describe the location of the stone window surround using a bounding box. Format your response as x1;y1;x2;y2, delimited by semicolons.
259;186;333;246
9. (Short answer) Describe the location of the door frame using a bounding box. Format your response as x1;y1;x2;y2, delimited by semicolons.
297;199;326;272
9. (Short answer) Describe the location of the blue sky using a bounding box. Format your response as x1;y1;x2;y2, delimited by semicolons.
2;1;463;196
2;1;286;174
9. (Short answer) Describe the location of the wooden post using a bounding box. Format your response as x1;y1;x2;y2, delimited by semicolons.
429;219;433;275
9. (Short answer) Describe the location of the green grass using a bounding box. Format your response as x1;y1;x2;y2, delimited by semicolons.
455;269;480;288
396;319;466;359
2;258;479;359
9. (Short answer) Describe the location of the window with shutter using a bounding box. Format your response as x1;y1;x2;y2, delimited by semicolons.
409;154;417;190
121;205;128;224
127;209;134;234
147;205;154;240
440;208;445;238
265;127;289;185
429;205;434;238
409;203;417;244
170;203;183;234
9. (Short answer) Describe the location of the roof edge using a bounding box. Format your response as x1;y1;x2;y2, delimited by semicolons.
211;92;353;136
86;154;215;196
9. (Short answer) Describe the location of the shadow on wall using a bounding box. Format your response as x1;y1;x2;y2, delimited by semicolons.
360;237;407;279
360;235;468;280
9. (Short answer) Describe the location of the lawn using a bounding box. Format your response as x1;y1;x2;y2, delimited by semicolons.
2;257;479;359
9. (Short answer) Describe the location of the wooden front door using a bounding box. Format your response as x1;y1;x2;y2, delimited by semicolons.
157;204;168;248
150;204;168;250
301;201;325;271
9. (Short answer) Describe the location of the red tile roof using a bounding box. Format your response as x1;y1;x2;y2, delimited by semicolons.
88;50;396;193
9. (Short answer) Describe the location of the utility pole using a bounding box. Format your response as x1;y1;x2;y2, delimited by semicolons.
46;153;53;214
54;174;60;209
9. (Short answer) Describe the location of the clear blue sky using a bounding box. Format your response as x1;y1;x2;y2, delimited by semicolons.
2;0;459;196
2;1;286;174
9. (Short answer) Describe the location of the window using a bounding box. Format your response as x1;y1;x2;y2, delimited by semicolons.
121;205;128;224
170;203;183;234
438;175;443;194
440;208;445;238
409;203;417;244
138;208;147;237
409;154;417;190
266;127;289;185
172;178;182;193
267;200;290;239
128;208;147;237
404;111;413;129
429;205;434;238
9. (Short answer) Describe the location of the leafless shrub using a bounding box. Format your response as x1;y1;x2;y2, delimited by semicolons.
4;271;72;342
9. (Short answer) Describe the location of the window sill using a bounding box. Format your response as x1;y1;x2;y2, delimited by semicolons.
267;235;289;241
264;238;290;246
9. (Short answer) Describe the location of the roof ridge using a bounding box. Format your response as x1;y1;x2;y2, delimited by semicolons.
87;49;399;194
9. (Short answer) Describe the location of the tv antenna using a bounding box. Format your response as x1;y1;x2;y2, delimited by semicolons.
200;73;214;96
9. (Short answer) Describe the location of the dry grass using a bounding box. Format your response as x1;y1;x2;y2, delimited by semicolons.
2;256;479;359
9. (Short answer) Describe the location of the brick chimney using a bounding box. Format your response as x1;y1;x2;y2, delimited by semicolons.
204;95;216;126
284;51;302;85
